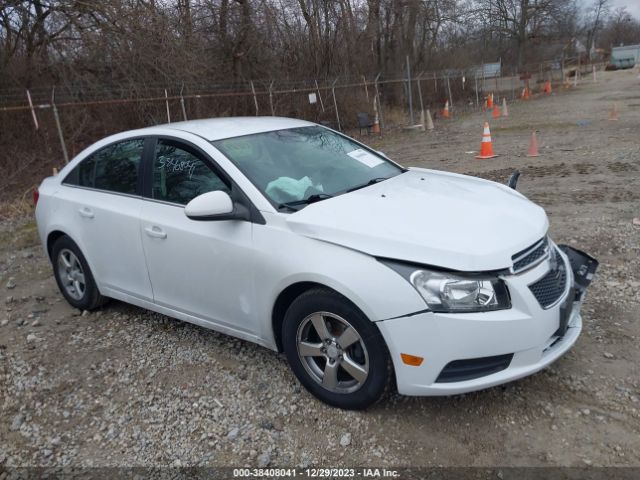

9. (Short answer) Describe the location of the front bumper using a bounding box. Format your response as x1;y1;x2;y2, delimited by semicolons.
377;245;598;396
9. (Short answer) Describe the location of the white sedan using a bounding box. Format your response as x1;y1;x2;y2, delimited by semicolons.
35;117;598;409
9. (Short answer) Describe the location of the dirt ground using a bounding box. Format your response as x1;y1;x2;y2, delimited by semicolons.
0;69;639;469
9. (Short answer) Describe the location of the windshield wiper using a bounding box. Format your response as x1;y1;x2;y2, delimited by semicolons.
277;193;333;211
346;177;390;193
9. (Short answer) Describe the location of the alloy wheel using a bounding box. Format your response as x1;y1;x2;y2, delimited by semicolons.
57;248;86;301
296;311;369;393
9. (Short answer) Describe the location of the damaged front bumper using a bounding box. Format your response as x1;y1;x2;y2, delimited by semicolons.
377;244;599;396
555;245;599;337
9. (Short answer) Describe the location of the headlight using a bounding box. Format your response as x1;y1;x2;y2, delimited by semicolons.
382;261;511;313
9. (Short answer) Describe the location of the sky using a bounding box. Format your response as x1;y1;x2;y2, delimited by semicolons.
579;0;640;19
607;0;640;18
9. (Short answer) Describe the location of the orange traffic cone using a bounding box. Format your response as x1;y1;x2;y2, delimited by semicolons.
502;97;509;117
527;131;540;157
372;96;381;134
545;81;552;94
487;94;494;109
608;103;619;121
372;113;381;134
475;122;498;159
492;104;501;119
442;100;450;118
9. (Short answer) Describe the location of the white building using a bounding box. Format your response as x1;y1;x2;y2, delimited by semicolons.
610;44;640;68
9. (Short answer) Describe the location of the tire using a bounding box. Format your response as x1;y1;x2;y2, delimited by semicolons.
51;235;107;311
282;288;392;410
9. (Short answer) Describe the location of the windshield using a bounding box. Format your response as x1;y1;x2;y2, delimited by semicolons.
213;126;403;208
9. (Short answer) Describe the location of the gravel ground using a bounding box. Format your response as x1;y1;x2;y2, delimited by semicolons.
0;69;639;469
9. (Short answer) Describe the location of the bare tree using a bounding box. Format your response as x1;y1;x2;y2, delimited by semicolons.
585;0;609;59
599;7;640;48
471;0;572;68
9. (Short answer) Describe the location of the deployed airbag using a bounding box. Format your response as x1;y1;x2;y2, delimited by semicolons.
266;176;318;203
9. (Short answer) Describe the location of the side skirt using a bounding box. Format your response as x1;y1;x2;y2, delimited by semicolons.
100;286;278;352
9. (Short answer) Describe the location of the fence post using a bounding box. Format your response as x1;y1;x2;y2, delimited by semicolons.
362;75;369;100
416;74;425;129
406;56;414;125
314;80;325;112
474;75;479;108
250;81;259;116
26;89;39;130
416;74;425;113
539;63;543;84
446;74;453;112
331;79;341;131
374;72;385;133
180;84;188;121
51;88;69;164
269;81;275;116
194;94;201;118
164;89;171;123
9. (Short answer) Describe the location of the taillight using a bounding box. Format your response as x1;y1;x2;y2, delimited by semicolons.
33;188;39;207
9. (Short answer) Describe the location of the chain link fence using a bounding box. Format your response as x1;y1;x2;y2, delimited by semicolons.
0;56;599;200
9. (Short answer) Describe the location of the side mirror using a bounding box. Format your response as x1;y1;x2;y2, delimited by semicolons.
184;191;249;221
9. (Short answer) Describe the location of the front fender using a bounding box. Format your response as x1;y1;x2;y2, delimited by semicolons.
253;224;427;347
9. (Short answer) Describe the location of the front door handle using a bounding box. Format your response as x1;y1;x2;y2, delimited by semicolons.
144;226;167;239
78;207;94;219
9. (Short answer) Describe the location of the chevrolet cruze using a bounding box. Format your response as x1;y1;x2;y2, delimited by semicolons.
34;117;598;409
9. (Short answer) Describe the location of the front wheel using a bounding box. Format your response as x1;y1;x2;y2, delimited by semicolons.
282;288;392;410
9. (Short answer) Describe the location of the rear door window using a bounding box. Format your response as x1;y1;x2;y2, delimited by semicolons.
64;139;144;195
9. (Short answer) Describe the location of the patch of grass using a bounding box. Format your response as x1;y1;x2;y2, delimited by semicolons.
0;193;39;251
0;219;39;250
0;188;35;221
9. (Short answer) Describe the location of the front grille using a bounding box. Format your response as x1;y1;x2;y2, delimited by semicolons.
512;237;549;272
435;354;514;383
529;249;567;308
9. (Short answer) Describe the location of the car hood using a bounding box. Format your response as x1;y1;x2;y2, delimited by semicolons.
285;168;549;272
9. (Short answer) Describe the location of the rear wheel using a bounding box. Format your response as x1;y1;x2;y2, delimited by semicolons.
51;235;106;310
282;288;391;410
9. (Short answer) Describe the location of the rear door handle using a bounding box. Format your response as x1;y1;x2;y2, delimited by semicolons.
78;207;94;219
144;226;167;239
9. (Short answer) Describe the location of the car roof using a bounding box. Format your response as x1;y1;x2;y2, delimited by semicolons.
130;116;316;141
